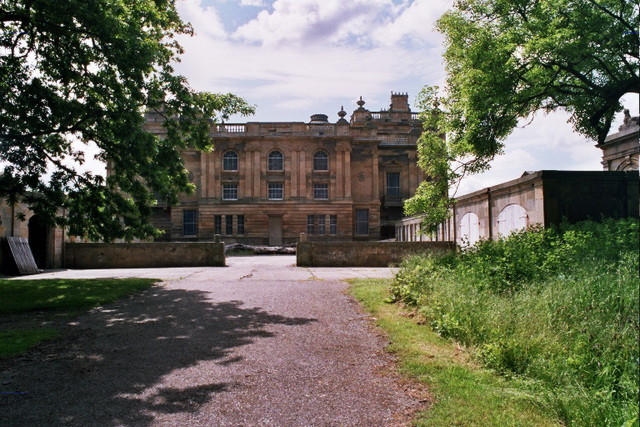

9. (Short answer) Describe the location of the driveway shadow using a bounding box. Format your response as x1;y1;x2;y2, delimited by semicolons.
0;285;316;426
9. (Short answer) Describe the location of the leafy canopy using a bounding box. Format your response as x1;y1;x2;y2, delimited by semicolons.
0;0;254;241
406;0;639;231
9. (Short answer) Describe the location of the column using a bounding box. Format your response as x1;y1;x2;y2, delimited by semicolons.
372;150;379;199
291;150;298;197
299;150;306;198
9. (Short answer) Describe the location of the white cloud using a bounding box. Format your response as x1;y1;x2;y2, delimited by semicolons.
231;0;441;47
176;0;227;39
240;0;265;6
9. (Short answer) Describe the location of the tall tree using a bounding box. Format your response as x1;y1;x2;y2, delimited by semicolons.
0;0;254;241
406;0;639;231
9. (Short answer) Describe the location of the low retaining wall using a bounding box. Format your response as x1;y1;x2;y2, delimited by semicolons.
64;242;225;269
296;241;455;267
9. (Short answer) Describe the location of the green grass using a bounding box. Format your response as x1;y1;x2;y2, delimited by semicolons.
385;218;639;426
0;278;158;358
350;279;560;426
0;329;60;358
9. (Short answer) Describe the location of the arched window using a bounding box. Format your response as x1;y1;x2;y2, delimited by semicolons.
268;150;284;171
313;151;328;171
497;204;528;237
223;151;238;171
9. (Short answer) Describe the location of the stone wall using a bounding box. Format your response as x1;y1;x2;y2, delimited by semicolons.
64;242;226;269
296;241;455;267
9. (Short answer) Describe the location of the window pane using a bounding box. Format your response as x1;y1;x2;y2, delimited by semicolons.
183;210;197;236
268;151;283;171
222;183;238;200
237;215;245;235
355;209;369;235
223;151;238;171
313;184;328;200
214;215;222;235
318;215;325;235
225;215;233;235
313;151;328;171
307;215;314;235
330;215;337;235
268;183;283;200
386;172;400;197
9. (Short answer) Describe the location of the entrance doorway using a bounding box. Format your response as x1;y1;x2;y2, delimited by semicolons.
28;215;48;269
268;216;283;246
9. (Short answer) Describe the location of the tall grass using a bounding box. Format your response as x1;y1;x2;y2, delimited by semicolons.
389;218;639;426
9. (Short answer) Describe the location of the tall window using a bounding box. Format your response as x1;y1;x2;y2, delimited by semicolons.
386;172;400;197
268;183;284;200
307;215;314;235
355;209;369;235
223;151;238;171
183;210;197;236
214;215;222;235
313;183;328;200
313;151;328;171
225;215;233;235
268;150;284;171
318;215;325;235
222;183;238;200
237;215;245;235
330;215;337;235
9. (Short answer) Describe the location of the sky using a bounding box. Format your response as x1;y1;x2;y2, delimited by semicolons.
170;0;638;196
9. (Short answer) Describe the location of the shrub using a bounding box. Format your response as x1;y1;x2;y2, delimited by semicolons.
390;218;639;426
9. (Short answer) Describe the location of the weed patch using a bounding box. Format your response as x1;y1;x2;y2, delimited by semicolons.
387;218;639;426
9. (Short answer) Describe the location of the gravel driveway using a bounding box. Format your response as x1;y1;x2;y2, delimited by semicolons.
1;256;423;426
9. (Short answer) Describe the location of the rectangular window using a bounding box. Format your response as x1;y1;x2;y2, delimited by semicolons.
268;183;284;200
330;215;337;235
318;215;325;235
313;183;328;200
237;215;245;235
222;183;238;200
307;215;314;235
386;172;400;197
225;215;233;235
214;215;222;235
355;209;369;235
183;209;197;236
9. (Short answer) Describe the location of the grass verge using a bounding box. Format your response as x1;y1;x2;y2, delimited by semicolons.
349;278;561;426
0;278;158;358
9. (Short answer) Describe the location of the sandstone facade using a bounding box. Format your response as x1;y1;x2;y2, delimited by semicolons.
145;93;424;244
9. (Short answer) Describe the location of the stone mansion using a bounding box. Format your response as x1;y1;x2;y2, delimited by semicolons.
145;92;425;245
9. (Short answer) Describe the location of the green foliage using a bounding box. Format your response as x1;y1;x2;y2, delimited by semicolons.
351;278;560;426
407;0;639;231
389;219;639;426
0;0;255;241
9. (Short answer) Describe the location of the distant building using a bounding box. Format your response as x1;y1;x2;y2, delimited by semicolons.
143;92;425;244
396;170;639;247
597;109;639;171
0;199;65;271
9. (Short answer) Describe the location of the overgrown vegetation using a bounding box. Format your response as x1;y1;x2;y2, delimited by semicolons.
389;218;639;426
0;278;158;358
351;279;560;426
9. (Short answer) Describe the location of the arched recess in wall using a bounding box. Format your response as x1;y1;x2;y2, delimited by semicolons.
28;215;48;269
497;204;528;238
459;212;480;247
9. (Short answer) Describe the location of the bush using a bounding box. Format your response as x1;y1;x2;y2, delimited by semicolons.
390;218;639;426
